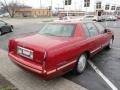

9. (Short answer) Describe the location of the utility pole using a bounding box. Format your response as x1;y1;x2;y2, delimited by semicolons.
74;0;77;10
40;0;41;8
63;0;65;9
51;0;52;16
51;0;52;10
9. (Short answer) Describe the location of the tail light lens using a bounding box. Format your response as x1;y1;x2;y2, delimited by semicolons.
9;40;16;52
35;50;47;64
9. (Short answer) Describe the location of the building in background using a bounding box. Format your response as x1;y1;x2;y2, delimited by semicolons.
15;6;52;17
62;0;120;16
32;8;52;17
15;6;32;17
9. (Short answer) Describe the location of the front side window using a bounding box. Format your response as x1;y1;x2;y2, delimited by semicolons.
85;23;99;37
39;23;75;37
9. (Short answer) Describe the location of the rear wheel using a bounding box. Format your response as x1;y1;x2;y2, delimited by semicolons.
74;54;87;74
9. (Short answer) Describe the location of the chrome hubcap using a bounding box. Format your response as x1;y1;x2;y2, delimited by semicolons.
109;39;113;48
77;55;86;73
11;28;13;31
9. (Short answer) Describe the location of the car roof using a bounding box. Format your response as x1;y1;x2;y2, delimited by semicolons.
52;20;95;24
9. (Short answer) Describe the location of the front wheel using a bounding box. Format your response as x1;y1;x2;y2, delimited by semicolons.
74;54;87;74
10;27;13;32
106;39;113;49
0;30;2;35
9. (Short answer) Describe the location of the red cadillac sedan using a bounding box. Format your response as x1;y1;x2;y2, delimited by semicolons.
8;21;114;79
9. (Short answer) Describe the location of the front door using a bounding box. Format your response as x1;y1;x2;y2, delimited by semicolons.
83;22;102;55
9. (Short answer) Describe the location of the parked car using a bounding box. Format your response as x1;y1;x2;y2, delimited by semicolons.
54;16;80;22
117;16;120;19
80;15;105;22
0;13;10;18
0;20;13;35
103;15;117;21
8;21;114;79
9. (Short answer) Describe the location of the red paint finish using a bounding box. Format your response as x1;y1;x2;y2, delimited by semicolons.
8;21;114;79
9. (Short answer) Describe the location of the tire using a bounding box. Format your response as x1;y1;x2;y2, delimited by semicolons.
10;27;13;32
0;29;2;35
74;54;87;74
106;39;113;49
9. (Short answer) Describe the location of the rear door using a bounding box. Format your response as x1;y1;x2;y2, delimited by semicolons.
83;22;102;55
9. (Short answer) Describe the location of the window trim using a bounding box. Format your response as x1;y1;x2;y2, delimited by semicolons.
39;23;77;37
83;22;100;37
94;22;105;34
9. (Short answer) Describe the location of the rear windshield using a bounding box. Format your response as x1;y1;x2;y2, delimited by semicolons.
39;23;75;37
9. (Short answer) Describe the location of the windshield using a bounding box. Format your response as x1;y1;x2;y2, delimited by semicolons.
39;23;75;37
85;16;94;18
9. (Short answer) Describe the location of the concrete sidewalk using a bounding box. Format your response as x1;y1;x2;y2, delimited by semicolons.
0;50;87;90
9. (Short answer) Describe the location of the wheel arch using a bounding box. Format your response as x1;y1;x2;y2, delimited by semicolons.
11;25;13;29
112;35;114;40
82;51;91;59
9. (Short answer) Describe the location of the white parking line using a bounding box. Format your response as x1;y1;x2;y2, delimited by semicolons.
88;60;118;90
112;47;120;50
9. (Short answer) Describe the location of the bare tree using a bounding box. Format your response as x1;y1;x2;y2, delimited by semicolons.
0;0;19;18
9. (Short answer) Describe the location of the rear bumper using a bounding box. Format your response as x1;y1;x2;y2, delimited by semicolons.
8;52;51;79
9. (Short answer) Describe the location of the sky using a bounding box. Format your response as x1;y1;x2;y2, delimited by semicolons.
1;0;120;9
1;0;64;9
21;0;64;9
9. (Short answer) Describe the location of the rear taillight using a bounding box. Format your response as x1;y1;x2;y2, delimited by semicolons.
9;40;16;52
43;51;47;60
35;50;47;64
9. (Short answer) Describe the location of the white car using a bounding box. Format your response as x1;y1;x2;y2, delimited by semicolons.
103;15;117;21
80;15;104;22
0;13;10;18
54;16;80;22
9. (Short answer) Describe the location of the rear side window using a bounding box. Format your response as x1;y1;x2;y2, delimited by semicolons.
94;22;105;34
85;23;99;37
82;24;90;37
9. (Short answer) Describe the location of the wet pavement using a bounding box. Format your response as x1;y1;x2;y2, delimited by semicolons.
0;19;120;90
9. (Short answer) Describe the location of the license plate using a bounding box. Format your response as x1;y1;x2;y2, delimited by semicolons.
17;46;33;59
22;49;30;56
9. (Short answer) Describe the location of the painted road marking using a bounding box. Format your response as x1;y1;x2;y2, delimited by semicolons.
112;47;120;50
88;60;118;90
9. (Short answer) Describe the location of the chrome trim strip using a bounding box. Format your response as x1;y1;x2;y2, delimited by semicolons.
46;60;77;75
57;60;76;70
11;58;42;74
46;69;56;75
90;46;101;53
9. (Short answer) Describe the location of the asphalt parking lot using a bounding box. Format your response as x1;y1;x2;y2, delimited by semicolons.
0;19;120;90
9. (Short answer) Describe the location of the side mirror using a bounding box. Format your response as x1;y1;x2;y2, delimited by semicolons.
104;29;111;33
